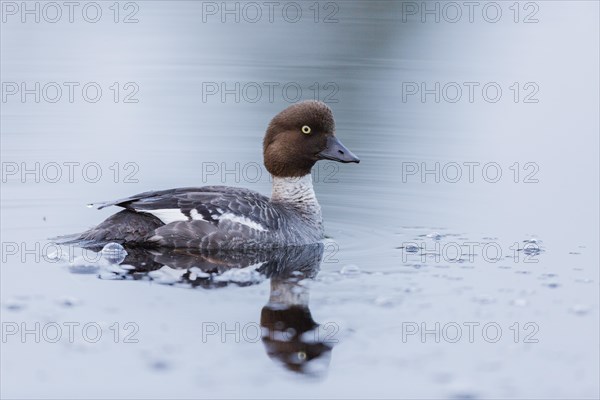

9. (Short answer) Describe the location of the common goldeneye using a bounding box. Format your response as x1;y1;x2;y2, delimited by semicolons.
73;101;359;249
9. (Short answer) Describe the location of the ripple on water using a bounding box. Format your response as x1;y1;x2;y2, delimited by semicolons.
2;298;27;311
57;296;80;307
340;264;361;276
373;296;396;307
568;304;591;316
472;295;496;305
68;257;101;274
542;282;560;289
511;298;529;307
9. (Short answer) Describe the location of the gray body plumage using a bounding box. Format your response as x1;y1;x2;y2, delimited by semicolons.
77;176;324;250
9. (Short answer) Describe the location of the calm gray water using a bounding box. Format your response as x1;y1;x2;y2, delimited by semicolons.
1;1;599;399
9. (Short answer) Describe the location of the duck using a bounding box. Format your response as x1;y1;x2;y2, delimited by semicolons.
72;101;359;249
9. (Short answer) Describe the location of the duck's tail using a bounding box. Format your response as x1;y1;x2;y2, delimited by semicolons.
49;209;163;249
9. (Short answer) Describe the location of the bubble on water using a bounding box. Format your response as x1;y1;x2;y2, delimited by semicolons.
340;264;360;275
569;304;591;316
404;245;420;253
101;243;127;264
426;232;442;240
523;246;542;256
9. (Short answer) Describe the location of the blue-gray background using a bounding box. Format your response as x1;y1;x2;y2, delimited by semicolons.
1;1;599;398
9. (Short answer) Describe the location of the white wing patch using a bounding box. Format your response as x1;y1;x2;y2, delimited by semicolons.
139;208;266;232
141;208;188;224
219;213;267;232
190;209;206;221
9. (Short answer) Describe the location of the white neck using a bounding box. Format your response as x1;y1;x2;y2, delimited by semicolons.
271;174;321;215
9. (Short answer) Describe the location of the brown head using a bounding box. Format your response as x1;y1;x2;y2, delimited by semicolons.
263;101;360;178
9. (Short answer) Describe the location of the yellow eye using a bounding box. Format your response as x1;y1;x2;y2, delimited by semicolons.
301;125;311;135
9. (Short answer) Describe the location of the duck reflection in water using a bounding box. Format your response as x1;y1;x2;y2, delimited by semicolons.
69;242;334;375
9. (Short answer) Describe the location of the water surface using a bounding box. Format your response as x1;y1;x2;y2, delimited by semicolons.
1;1;599;398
